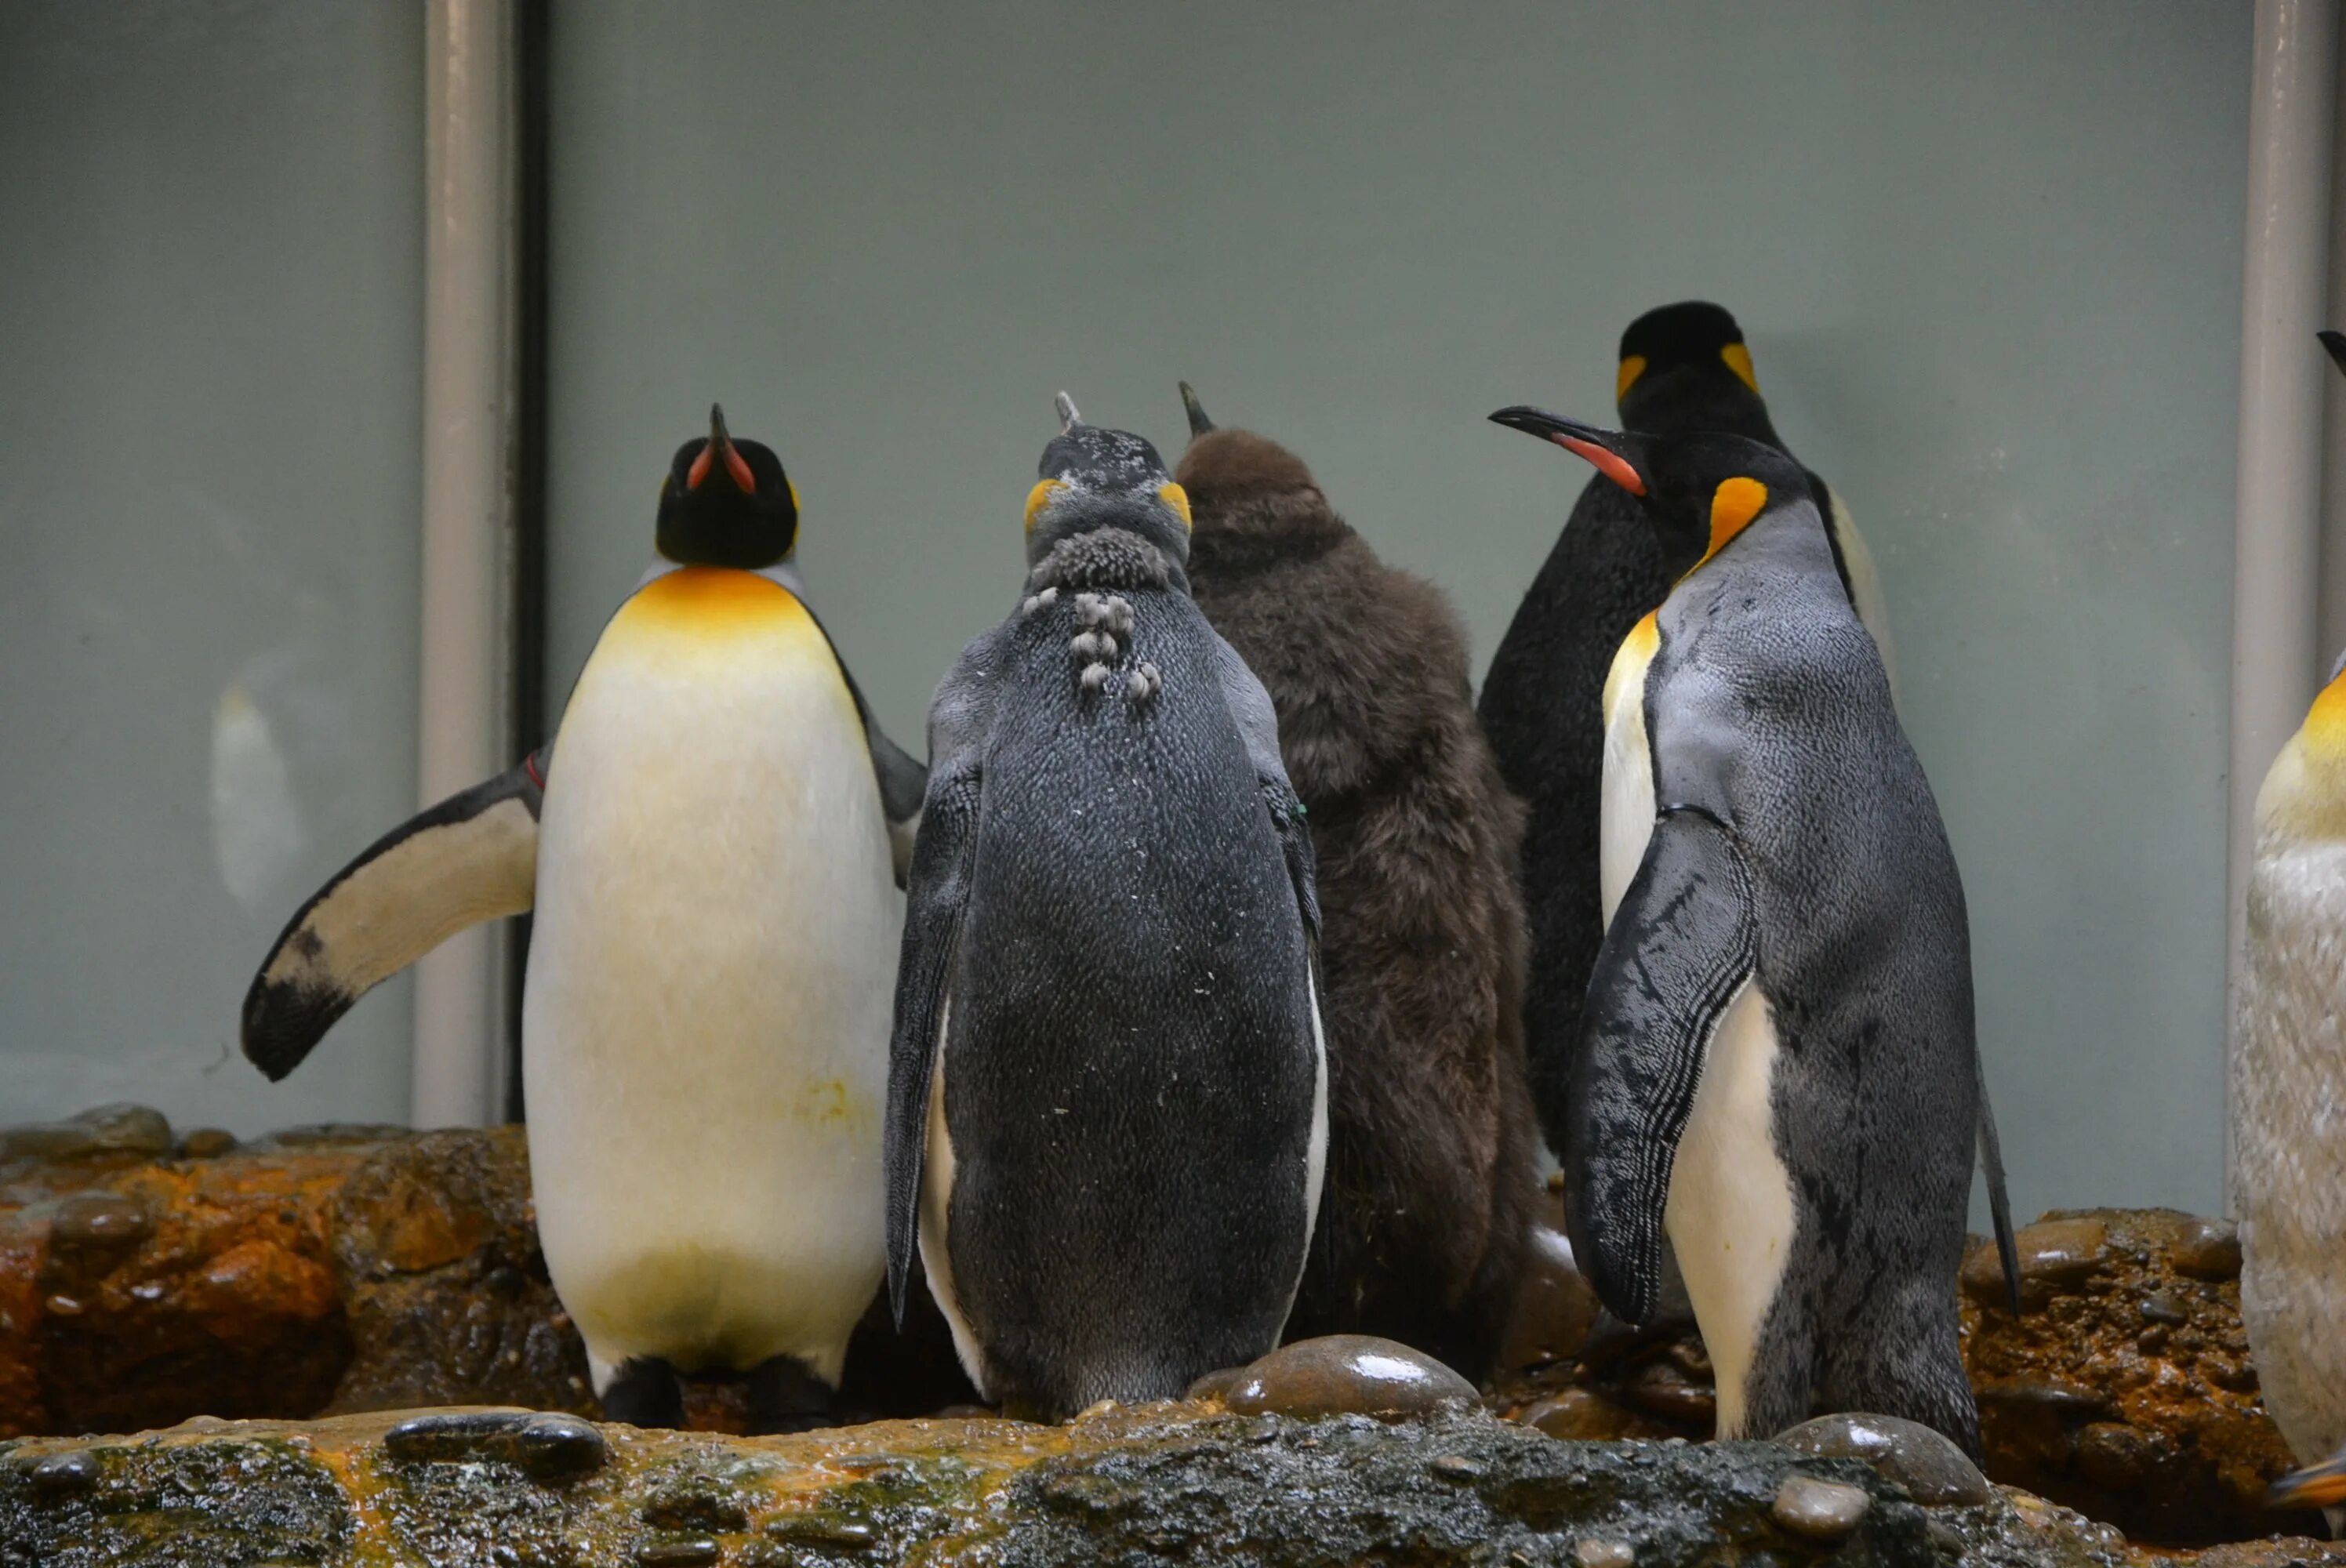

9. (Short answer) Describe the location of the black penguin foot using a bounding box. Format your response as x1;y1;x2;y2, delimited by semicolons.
600;1356;686;1429
746;1353;836;1435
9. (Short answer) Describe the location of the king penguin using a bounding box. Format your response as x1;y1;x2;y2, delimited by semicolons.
1477;303;1889;1154
241;406;927;1432
884;394;1327;1420
1173;382;1539;1381
2235;330;2346;1499
1486;405;1997;1454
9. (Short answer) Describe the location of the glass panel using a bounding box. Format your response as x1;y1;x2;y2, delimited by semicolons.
548;2;2249;1220
0;1;424;1133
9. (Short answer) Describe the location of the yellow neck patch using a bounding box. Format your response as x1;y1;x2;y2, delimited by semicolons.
1615;355;1647;405
1024;479;1064;535
622;566;804;632
1720;343;1759;394
2302;669;2346;759
1693;477;1769;569
1158;481;1193;530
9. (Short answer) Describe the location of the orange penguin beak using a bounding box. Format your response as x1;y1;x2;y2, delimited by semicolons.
686;403;757;495
2270;1453;2346;1510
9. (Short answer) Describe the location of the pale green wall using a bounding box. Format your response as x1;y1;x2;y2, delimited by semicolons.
548;1;2252;1225
0;1;424;1134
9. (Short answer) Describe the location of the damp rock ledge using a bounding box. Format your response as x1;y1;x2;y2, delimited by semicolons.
5;1400;2337;1568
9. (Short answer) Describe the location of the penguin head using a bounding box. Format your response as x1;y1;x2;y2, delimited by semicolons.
656;405;801;568
1169;382;1322;521
1614;301;1781;445
1488;407;1809;579
1023;392;1193;567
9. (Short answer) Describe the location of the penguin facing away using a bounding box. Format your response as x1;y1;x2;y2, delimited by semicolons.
884;394;1327;1420
1476;303;1890;1157
2235;332;2346;1489
1487;405;1987;1454
242;406;927;1432
1173;383;1539;1381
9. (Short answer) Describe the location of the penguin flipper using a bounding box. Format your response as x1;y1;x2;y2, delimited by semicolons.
883;764;979;1326
240;751;545;1082
1207;635;1320;935
795;601;931;885
1565;806;1758;1327
1976;1052;2023;1315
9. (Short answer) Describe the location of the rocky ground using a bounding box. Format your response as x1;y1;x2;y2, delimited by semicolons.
0;1105;2338;1563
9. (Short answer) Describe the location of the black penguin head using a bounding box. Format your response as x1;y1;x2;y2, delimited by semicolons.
1489;406;1807;579
1023;392;1193;566
1614;301;1781;444
2322;328;2346;381
656;405;801;568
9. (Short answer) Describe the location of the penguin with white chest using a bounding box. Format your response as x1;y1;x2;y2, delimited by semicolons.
884;396;1327;1421
1477;303;1890;1155
242;406;925;1431
2235;328;2346;1504
1487;408;1995;1454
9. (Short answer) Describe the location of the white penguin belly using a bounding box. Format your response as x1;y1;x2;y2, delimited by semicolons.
2235;840;2346;1465
524;568;899;1386
1600;612;1660;923
1662;979;1795;1438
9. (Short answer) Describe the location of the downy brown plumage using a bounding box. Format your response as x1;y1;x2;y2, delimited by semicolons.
1175;385;1539;1380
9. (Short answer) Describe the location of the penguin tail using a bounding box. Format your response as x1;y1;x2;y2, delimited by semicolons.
1975;1051;2022;1316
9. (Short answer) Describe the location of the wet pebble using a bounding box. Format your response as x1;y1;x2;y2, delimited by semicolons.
383;1410;608;1480
177;1127;238;1159
637;1541;720;1567
1573;1539;1635;1568
1518;1388;1629;1442
2074;1421;2161;1491
1497;1223;1600;1370
1622;1361;1715;1427
2013;1217;2108;1287
49;1192;151;1248
27;1449;100;1501
512;1414;607;1479
0;1104;172;1163
1771;1475;1872;1541
2170;1218;2242;1281
1975;1375;2110;1419
1215;1335;1475;1421
1429;1454;1482;1483
766;1515;877;1552
2138;1290;2190;1327
1775;1412;1990;1506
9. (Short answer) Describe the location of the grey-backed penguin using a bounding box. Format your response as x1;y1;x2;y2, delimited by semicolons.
2233;332;2346;1499
884;394;1327;1420
1486;407;1999;1454
1172;383;1539;1381
1476;303;1889;1156
241;406;926;1431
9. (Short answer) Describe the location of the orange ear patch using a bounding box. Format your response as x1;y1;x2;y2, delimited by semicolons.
1157;482;1193;529
2305;668;2346;756
1720;343;1760;395
1615;355;1647;404
1702;477;1769;562
1024;479;1065;534
1555;434;1647;496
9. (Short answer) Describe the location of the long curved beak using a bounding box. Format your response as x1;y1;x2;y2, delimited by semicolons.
1488;406;1648;497
688;401;756;494
1054;391;1082;432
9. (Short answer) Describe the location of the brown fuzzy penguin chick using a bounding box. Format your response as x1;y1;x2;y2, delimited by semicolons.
1175;401;1541;1383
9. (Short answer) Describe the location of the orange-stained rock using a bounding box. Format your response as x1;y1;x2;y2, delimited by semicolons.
0;1114;968;1440
1958;1207;2312;1545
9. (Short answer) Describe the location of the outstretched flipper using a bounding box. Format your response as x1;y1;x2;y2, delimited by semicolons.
883;631;1004;1323
1977;1054;2022;1314
242;751;546;1080
1564;806;1758;1325
800;601;928;882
